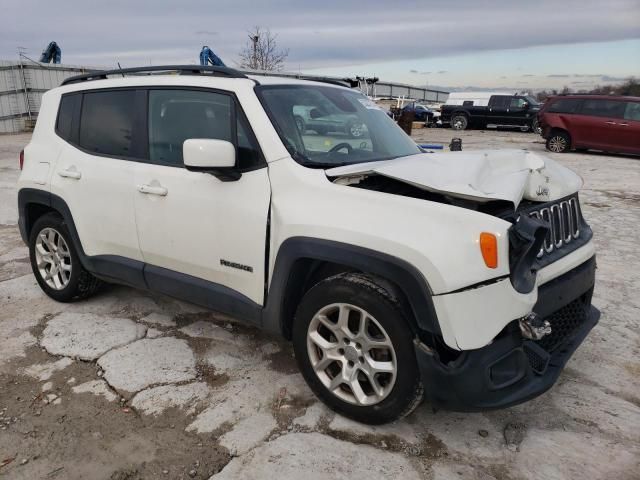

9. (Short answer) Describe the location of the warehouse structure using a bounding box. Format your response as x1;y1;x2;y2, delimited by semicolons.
0;61;91;133
0;60;448;134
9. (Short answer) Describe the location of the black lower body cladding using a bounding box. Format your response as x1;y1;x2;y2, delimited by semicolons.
415;256;598;411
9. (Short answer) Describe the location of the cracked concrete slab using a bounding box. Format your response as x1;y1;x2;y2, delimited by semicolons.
23;357;74;381
329;413;420;445
211;432;424;479
97;337;197;395
41;312;147;360
293;402;331;429
72;380;118;402
131;382;210;416
139;312;176;328
180;320;248;346
219;413;278;456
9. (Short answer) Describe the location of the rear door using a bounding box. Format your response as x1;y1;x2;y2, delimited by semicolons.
574;99;626;151
133;88;271;306
50;89;144;266
487;95;510;125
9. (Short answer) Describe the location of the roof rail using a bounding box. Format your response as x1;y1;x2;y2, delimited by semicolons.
61;65;249;86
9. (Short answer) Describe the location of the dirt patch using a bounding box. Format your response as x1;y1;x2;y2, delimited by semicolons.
265;344;299;374
0;369;231;480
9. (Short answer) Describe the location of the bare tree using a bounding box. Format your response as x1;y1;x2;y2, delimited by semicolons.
238;26;289;71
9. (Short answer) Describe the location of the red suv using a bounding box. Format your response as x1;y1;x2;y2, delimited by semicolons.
538;95;640;155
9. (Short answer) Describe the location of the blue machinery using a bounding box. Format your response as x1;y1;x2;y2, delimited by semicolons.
199;46;225;67
40;41;61;64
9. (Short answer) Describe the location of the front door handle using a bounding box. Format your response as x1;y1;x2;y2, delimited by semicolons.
605;121;617;125
58;167;81;180
137;184;168;196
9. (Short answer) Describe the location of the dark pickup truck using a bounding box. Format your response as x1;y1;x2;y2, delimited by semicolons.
441;94;542;132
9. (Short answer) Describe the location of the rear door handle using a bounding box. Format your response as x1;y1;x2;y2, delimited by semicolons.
619;123;629;126
137;184;168;196
58;167;81;179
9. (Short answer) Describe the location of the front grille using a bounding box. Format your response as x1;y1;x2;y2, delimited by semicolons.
528;196;581;258
535;294;590;353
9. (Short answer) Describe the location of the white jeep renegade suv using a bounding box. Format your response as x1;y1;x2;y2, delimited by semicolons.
17;65;599;424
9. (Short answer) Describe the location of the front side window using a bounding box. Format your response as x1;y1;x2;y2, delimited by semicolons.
79;90;137;157
510;97;527;109
624;102;640;121
147;89;262;169
258;85;420;168
148;90;233;166
580;99;625;118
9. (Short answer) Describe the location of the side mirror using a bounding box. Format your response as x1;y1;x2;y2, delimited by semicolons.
183;139;240;181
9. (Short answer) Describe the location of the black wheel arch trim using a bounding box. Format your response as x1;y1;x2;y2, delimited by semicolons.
261;236;442;338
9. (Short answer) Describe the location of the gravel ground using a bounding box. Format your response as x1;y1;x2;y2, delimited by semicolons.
1;130;638;480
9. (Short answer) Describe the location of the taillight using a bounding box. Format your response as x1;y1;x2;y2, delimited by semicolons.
19;149;24;170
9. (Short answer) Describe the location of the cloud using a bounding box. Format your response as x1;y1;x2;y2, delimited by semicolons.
436;70;448;74
547;74;570;77
522;74;535;77
1;0;638;70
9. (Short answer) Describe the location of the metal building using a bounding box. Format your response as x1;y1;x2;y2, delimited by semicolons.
0;61;91;133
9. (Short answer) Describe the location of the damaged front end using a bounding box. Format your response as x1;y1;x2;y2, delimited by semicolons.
414;257;599;412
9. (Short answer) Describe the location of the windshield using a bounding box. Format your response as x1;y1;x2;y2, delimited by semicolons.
257;85;421;168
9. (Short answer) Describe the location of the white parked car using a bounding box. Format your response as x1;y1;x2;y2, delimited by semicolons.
17;66;599;424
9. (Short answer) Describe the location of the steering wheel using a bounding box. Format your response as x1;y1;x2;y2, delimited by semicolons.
329;142;353;154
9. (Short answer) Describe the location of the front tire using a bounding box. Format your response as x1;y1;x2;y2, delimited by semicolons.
29;213;102;302
450;114;468;130
546;131;571;153
292;273;423;424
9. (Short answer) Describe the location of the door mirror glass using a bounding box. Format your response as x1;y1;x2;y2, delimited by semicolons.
183;139;236;170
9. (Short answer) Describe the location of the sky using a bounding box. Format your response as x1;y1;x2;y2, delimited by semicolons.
2;0;639;91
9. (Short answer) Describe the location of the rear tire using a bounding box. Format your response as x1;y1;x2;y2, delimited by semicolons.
292;272;423;424
29;213;102;302
546;131;571;153
450;114;468;130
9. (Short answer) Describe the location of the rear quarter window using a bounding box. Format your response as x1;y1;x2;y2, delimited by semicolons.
55;93;81;142
624;102;640;121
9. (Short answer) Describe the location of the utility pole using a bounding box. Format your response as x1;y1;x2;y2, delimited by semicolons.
249;34;259;69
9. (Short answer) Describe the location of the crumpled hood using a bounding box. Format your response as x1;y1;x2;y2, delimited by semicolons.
326;149;583;208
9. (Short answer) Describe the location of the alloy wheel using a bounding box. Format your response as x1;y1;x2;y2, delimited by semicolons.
35;227;72;290
306;303;397;406
548;135;567;153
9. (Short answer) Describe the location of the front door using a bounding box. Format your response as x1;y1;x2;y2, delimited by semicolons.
133;88;271;306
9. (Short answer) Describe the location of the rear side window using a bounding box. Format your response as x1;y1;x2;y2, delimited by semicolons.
56;93;81;142
489;96;510;108
580;99;625;119
79;90;138;157
462;100;474;106
624;102;640;121
547;99;581;114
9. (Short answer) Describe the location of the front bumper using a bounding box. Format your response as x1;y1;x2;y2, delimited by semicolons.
416;256;598;411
